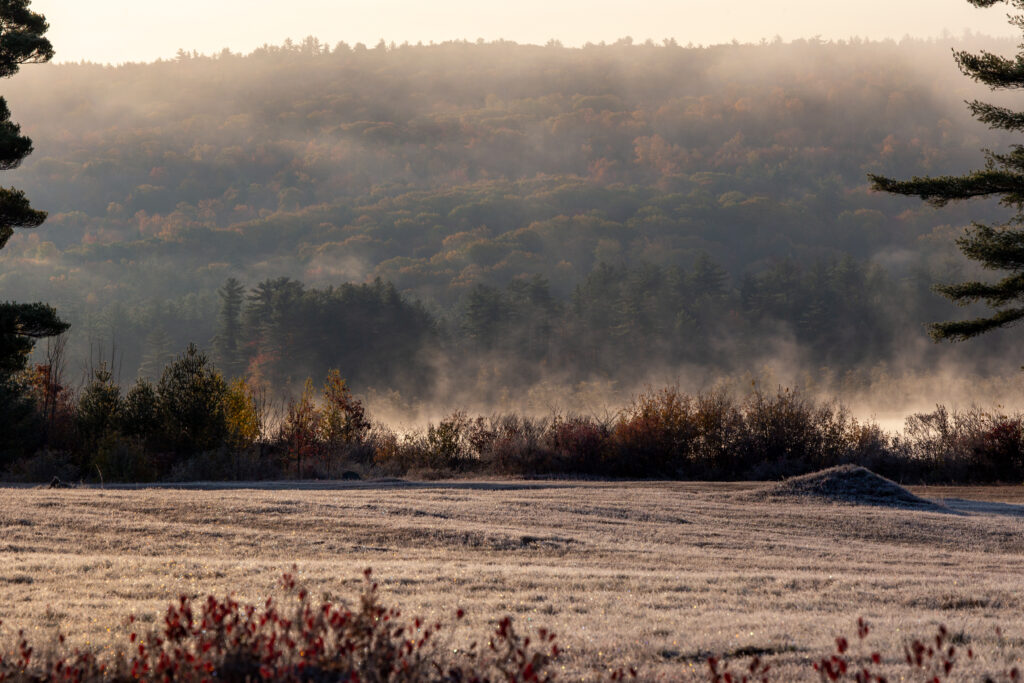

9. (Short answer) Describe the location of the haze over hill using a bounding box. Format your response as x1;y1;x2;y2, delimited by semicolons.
5;36;1024;415
36;0;1020;64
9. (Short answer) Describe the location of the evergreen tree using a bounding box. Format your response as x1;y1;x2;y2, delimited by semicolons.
76;365;123;461
689;252;729;300
460;284;504;351
870;0;1024;341
121;378;159;441
0;1;65;373
138;327;174;380
156;344;228;457
505;276;559;359
212;277;246;378
0;2;65;458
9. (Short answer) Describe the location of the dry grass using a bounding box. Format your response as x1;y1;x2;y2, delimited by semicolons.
746;465;946;511
0;479;1022;680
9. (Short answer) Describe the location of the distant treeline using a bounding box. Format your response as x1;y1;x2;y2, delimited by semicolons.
1;37;1020;393
48;254;951;404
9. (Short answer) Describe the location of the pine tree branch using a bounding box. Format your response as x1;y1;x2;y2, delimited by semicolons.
934;273;1024;306
954;222;1024;270
0;302;69;338
965;0;1024;7
868;170;1024;207
986;145;1024;173
0;1;53;78
929;307;1024;341
968;100;1024;131
0;186;44;249
0;302;68;375
955;49;1024;89
0;97;30;170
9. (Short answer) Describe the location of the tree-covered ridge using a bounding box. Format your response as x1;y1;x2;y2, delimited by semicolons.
0;37;1018;391
5;38;1008;274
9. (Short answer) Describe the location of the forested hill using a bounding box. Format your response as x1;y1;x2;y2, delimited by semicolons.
1;37;1019;402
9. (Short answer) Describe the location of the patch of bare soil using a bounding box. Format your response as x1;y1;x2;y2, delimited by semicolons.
748;465;946;511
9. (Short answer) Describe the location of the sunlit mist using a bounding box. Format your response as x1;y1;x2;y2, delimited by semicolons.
38;0;1019;64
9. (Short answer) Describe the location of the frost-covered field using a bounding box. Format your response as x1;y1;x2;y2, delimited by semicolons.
0;480;1022;680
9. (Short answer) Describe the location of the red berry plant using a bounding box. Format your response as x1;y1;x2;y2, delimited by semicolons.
0;568;558;682
707;653;771;683
711;618;1021;683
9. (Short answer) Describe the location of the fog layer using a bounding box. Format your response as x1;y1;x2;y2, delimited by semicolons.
3;37;1021;419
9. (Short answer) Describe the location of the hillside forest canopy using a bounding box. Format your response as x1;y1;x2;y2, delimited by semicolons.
5;35;1024;417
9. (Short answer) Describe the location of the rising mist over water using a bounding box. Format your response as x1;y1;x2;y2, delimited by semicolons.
4;36;1024;419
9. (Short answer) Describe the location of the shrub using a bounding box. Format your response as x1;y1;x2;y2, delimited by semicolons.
75;366;123;465
320;369;372;474
0;374;45;466
279;377;321;478
902;406;1024;483
5;585;1024;682
156;344;229;458
612;387;697;477
120;379;159;442
166;447;233;482
15;368;1024;483
685;390;746;477
3;448;78;483
424;411;477;471
546;416;609;473
739;388;836;476
479;414;554;475
92;434;156;483
707;617;1021;683
222;378;261;452
361;387;924;481
0;569;559;682
24;361;76;452
370;426;426;476
977;416;1024;481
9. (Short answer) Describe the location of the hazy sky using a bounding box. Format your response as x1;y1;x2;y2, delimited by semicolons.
36;0;1021;65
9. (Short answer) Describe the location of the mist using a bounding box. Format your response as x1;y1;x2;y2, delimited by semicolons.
37;0;1020;64
4;36;1024;426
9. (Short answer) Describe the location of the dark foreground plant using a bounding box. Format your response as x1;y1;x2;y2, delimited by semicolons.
708;618;1021;683
0;568;557;682
7;570;1024;683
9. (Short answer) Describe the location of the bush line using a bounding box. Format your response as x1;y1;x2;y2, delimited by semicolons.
9;347;1024;483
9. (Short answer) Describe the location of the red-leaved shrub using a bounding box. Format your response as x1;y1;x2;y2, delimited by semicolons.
0;568;558;682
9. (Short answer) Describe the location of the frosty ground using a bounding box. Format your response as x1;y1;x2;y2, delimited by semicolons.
0;477;1022;680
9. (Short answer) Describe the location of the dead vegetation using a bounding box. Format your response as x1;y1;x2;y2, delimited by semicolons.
0;479;1022;679
747;465;946;511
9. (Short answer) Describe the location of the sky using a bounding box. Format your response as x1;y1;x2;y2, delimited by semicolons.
34;0;1022;65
